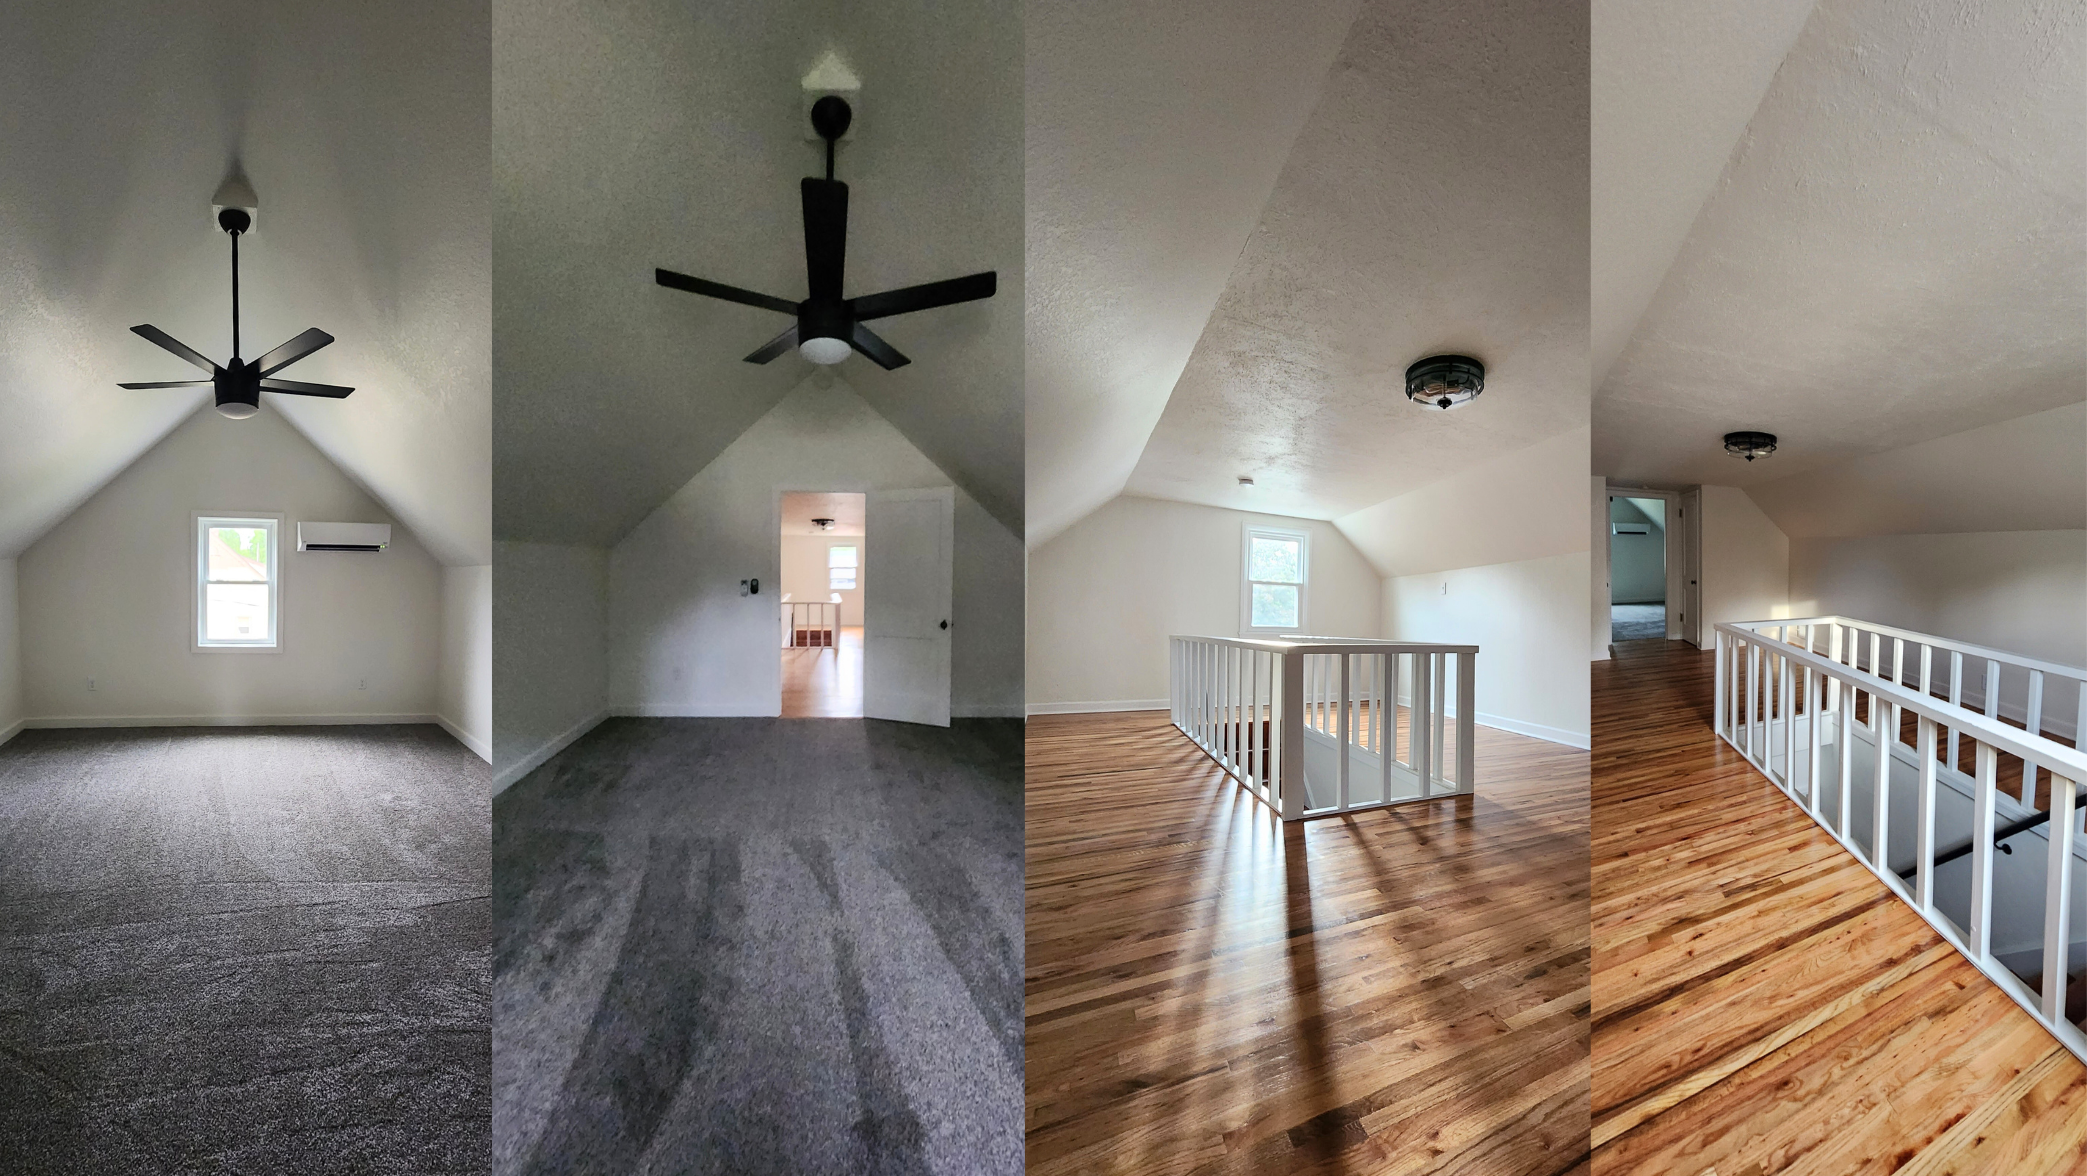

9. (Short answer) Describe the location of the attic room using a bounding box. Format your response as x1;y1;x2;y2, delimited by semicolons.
0;1;491;1170
1023;0;1594;1169
1586;0;2087;1168
487;0;1023;1170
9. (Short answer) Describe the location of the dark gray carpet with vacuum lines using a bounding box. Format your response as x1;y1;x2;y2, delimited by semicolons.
493;717;1023;1176
0;725;491;1174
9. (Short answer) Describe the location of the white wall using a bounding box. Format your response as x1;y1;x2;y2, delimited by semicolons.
1609;497;1666;603
1335;428;1592;577
438;563;492;760
0;558;20;745
781;534;864;621
1791;530;2087;738
18;409;442;725
493;541;609;791
1697;484;1790;644
610;376;1025;718
1384;551;1592;748
1026;495;1381;712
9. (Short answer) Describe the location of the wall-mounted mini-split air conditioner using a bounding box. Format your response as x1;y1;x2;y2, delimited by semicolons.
297;521;391;552
1612;522;1651;536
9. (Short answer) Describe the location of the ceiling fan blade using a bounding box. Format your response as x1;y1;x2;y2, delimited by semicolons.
848;323;910;370
802;178;847;302
117;380;212;389
260;378;354;398
255;327;334;376
655;268;797;315
744;325;800;364
850;271;997;321
130;325;217;373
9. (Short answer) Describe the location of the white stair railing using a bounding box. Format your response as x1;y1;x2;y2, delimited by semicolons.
1168;635;1477;820
781;600;842;648
1716;617;2087;1062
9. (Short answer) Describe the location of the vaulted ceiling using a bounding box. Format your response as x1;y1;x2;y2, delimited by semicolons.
1026;0;1590;546
0;0;490;565
492;0;1021;547
1593;0;2086;492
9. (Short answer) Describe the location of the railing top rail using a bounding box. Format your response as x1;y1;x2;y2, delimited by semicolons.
1717;621;2087;779
1727;615;2087;683
1172;634;1479;654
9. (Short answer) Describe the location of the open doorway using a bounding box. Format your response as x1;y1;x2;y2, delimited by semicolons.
779;491;865;717
1608;492;1674;644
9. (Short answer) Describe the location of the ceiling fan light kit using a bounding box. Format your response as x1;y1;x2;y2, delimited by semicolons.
119;187;354;418
654;92;997;371
1724;430;1777;461
1405;354;1484;410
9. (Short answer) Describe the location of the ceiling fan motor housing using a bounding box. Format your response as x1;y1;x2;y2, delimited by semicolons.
214;361;261;418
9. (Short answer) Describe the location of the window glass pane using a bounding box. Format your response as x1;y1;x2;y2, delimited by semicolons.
1249;536;1301;584
208;527;269;582
830;572;856;590
828;546;858;569
205;583;270;641
1250;583;1298;629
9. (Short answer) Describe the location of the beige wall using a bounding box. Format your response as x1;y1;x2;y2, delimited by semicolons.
1335;427;1591;577
493;541;609;790
0;558;18;743
19;409;442;725
438;563;492;760
1026;495;1381;711
781;534;865;623
1698;484;1789;642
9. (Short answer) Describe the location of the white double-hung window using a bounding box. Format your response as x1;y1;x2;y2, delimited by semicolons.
828;544;859;591
197;516;279;648
1241;524;1308;635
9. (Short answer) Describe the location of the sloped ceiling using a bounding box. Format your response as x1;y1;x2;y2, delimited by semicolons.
1124;0;1589;523
0;0;491;565
1593;0;2087;493
492;0;1021;547
1023;0;1365;548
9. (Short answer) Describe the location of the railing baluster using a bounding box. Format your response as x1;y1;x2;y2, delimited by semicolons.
1874;697;1895;872
1915;715;1937;911
1715;629;1728;739
1949;650;1965;768
2042;772;2076;1024
1971;741;1997;961
1838;674;1855;841
1337;653;1351;811
2024;669;2045;804
1433;652;1448;794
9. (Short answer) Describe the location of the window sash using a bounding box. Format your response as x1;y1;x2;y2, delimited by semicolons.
197;516;279;648
1241;525;1309;634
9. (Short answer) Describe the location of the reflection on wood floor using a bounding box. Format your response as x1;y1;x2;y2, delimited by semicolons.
1592;638;2087;1174
1026;709;1590;1175
781;625;862;718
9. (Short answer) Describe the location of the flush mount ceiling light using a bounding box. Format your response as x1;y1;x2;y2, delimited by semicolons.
1405;354;1484;410
811;517;835;531
1724;431;1777;461
654;94;997;369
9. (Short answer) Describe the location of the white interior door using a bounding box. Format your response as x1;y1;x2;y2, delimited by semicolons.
863;487;954;726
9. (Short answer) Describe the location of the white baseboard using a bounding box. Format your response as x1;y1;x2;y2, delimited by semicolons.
1027;698;1169;716
0;718;22;749
1471;711;1590;751
23;712;440;729
952;704;1025;718
436;715;492;763
614;703;774;718
493;709;609;795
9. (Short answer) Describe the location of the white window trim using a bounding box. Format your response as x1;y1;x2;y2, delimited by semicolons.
194;513;283;652
1240;522;1309;636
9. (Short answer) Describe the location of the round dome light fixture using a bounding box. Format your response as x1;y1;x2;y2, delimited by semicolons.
1405;354;1484;410
798;335;851;365
811;517;835;531
1723;431;1777;462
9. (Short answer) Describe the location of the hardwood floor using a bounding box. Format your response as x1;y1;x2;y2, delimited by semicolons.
780;625;862;717
1026;709;1590;1175
1591;639;2087;1175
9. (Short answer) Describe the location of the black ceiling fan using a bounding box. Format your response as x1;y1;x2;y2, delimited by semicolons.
120;207;353;418
655;95;995;371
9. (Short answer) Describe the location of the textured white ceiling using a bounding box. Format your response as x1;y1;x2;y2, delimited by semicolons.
1022;0;1365;547
1589;0;1817;392
1125;0;1590;522
0;0;490;565
1593;0;2087;492
780;491;865;536
492;0;1020;546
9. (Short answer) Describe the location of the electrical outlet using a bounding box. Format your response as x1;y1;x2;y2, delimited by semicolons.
86;677;96;692
1440;581;1449;596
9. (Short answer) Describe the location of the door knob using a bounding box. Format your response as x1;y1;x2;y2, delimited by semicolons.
939;620;948;630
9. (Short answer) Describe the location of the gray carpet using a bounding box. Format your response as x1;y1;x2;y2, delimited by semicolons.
1612;603;1667;642
0;725;491;1175
493;717;1023;1176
